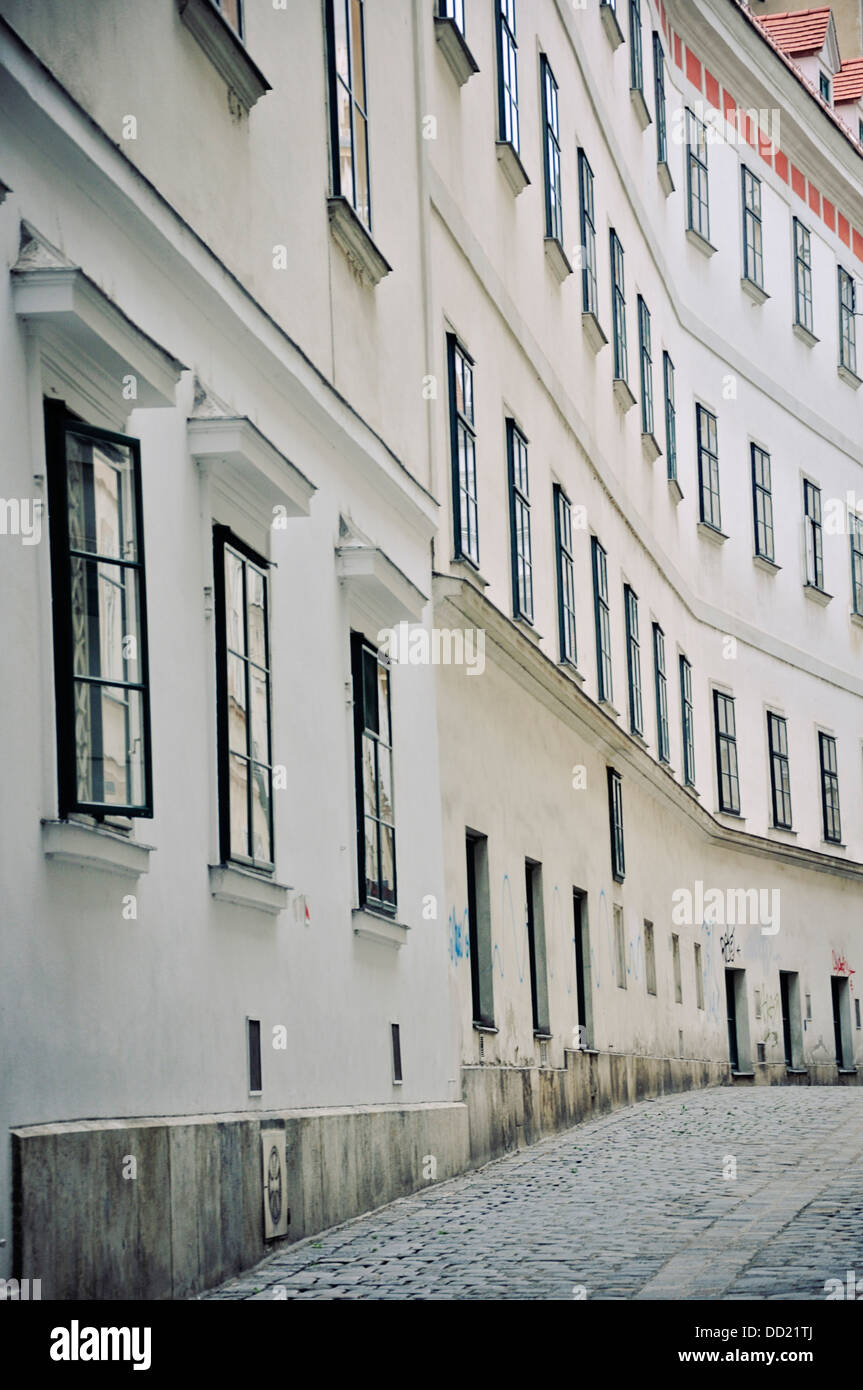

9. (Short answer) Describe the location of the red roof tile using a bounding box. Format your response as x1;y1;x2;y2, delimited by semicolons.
834;58;863;104
758;7;831;57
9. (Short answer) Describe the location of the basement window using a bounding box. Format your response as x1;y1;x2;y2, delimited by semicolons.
248;1018;262;1095
391;1023;403;1083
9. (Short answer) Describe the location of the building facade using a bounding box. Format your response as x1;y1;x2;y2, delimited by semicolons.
0;0;861;1299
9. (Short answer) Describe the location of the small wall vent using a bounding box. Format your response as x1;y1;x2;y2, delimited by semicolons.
261;1128;289;1240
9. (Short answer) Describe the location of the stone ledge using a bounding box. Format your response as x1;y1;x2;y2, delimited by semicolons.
42;819;153;880
433;16;479;86
178;0;271;112
495;141;530;196
352;907;409;948
327;196;392;288
209;863;289;915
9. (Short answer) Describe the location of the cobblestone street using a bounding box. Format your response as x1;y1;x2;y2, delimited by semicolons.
203;1088;863;1301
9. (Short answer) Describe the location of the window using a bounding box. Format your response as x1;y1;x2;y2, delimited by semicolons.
577;150;598;317
466;832;494;1027
741;166;763;290
45;403;152;818
446;334;479;567
247;1018;262;1094
767;712;792;830
686;108;710;241
637;297;654;437
696;405;721;531
351;635;396;910
818;732;841;844
540;56;563;245
554;485;578;667
653;32;667;165
751;444;774;562
694;942;704;1010
672;933;682;1004
437;0;465;33
214;529;274;869
607;769;625;883
713;690;740;815
325;0;371;229
679;654;695;787
624;585;643;737
526;860;550;1033
839;266;857;375
391;1023;403;1083
613;903;626;986
851;511;863;616
507;421;533;623
819;71;831;103
592;537;613;704
653;623;670;763
629;0;643;94
644;921;656;996
610;229;628;384
214;0;243;37
793;219;813;333
663;351;677;483
859;118;863;146
804;479;824;590
496;0;519;151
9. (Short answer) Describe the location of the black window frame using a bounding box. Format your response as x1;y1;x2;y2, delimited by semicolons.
653;31;667;165
686;107;710;241
851;510;863;617
213;525;275;872
820;71;831;103
696;403;721;532
624;584;643;737
750;443;774;563
554;484;578;668
592;536;613;705
446;332;480;568
351;632;398;913
507;419;533;624
741;164;763;290
818;732;841;844
496;0;519;153
679;653;695;787
45;400;153;821
637;295;654;437
713;689;740;815
663;351;677;483
610;228;628;385
578;149;598;317
653;622;670;764
839;265;857;374
540;54;563;247
629;0;643;94
767;711;792;830
793;218;813;334
803;478;824;591
607;767;625;883
325;0;372;231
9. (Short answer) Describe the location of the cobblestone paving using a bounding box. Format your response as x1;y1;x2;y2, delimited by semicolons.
202;1088;863;1300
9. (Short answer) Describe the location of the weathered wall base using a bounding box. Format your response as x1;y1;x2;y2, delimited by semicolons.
11;1052;859;1298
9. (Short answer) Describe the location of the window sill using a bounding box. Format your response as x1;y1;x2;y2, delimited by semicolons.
544;236;573;284
352;907;410;949
327;196;392;288
582;310;608;354
803;582;832;607
630;87;652;131
741;276;769;305
685;226;718;257
767;825;797;841
450;557;490;590
731;1070;755;1079
598;697;621;720
838;1067;858;1075
209;863;289;916
473;1022;499;1035
753;553;780;575
793;320;819;347
641;430;662;463
177;0;271;112
657;160;675;197
838;362;862;390
715;809;745;827
683;782;700;799
42;818;154;881
668;475;684;505
850;611;863;630
533;1030;553;1042
514;615;543;646
495;140;530;196
786;1067;809;1075
821;839;846;852
630;731;648;750
433;16;479;86
612;376;636;412
560;659;586;686
600;1;625;48
697;521;728;545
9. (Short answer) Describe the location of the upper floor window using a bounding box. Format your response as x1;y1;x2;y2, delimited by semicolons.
818;732;841;844
578;150;598;317
679;654;695;787
653;623;669;764
214;528;273;869
803;479;824;591
351;634;397;911
653;32;667;165
540;56;563;245
610;229;628;384
686;108;710;242
325;0;371;229
663;351;677;484
554;485;578;667
741;166;763;290
507;421;533;623
637;296;654;437
713;690;740;815
629;0;644;94
437;0;466;34
214;0;243;37
607;768;625;883
838;266;857;376
859;118;863;145
45;403;152;819
851;511;863;617
496;0;519;152
446;333;479;568
696;404;721;532
624;585;643;737
819;71;831;104
751;444;774;563
592;536;613;705
793;219;813;334
767;712;792;831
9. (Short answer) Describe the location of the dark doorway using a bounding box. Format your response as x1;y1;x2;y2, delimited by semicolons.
726;969;739;1071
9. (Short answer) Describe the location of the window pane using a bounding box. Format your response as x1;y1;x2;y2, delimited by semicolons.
333;0;349;81
229;752;249;858
378;824;396;906
377;743;394;825
66;432;139;562
251;762;272;863
225;551;245;655
361;735;377;817
73;682;146;807
70;559;142;684
377;661;391;746
246;568;267;667
364;816;379;900
354;110;370;227
250;669;270;764
350;0;365;107
336;82;354;206
227;653;248;755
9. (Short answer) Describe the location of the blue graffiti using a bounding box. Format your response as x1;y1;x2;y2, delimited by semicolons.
448;906;469;964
